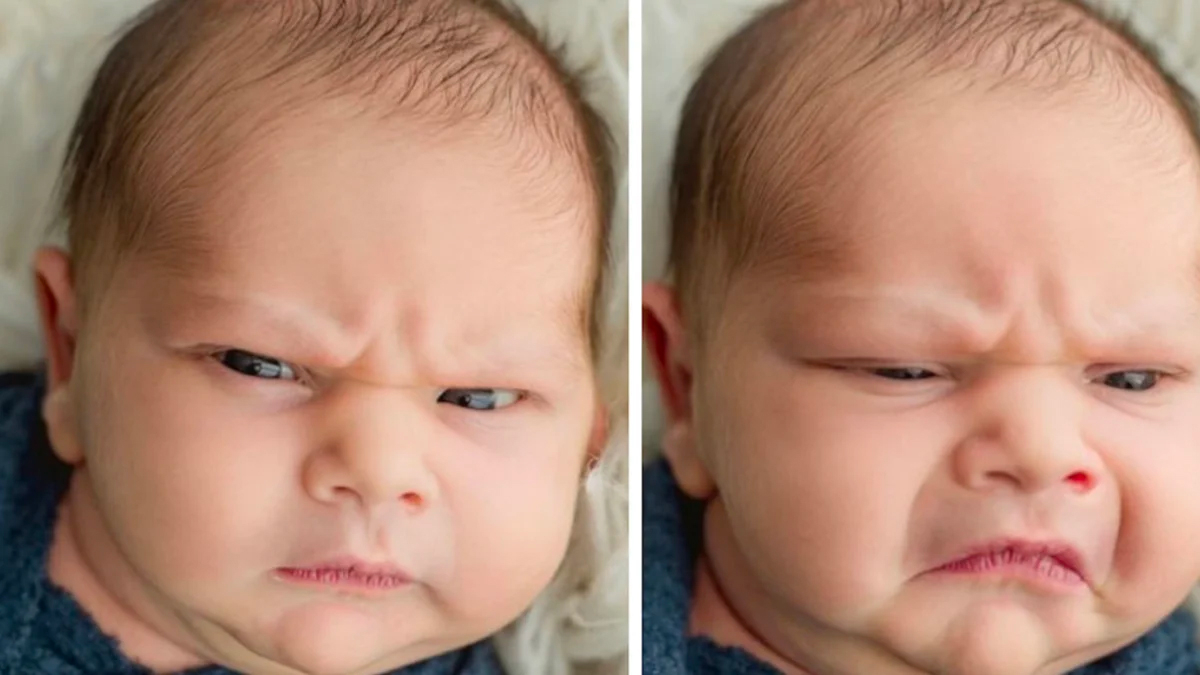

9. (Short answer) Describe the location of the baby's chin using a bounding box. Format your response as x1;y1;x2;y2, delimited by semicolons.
247;601;441;675
871;589;1106;675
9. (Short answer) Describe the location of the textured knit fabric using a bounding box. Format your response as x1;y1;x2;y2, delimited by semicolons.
642;457;1200;675
0;371;503;675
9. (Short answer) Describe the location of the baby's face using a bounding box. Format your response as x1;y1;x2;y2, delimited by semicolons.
690;92;1200;674
56;110;598;675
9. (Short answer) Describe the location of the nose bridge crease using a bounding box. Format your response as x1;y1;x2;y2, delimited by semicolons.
991;366;1074;437
335;388;434;505
980;366;1087;487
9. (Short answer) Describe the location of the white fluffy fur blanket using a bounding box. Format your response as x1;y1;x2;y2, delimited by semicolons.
0;1;628;674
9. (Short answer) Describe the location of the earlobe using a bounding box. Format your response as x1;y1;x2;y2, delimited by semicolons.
42;386;83;465
33;247;84;466
583;402;609;474
643;283;716;500
661;418;714;500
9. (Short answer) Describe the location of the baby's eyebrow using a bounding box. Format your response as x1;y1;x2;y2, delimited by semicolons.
413;314;591;386
154;288;356;361
1076;298;1200;355
780;284;1200;358
785;286;992;331
155;287;590;383
440;344;589;385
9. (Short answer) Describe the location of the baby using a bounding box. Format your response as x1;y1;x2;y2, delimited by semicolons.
644;1;1200;674
0;1;615;674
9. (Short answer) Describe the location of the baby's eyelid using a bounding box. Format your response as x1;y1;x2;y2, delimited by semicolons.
838;362;945;375
214;348;307;383
866;365;943;379
436;387;524;410
1086;365;1174;378
1089;365;1172;379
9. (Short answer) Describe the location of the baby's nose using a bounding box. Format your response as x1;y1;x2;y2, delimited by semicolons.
951;367;1102;496
301;388;440;513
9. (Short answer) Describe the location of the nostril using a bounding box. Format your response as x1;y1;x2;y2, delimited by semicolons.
1066;471;1093;490
400;492;424;509
983;470;1021;488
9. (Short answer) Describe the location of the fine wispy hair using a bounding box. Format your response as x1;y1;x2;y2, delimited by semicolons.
669;0;1200;333
62;0;614;347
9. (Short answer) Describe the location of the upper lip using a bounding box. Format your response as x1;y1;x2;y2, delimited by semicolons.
929;537;1091;586
279;556;413;581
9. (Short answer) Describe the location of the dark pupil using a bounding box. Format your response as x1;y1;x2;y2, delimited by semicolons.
1105;371;1157;391
222;350;285;379
443;389;494;410
876;368;933;381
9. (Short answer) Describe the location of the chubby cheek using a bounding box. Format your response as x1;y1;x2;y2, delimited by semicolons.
80;347;301;589
699;351;937;620
428;419;587;627
1097;409;1200;619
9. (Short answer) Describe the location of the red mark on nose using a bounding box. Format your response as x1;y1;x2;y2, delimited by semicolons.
1066;471;1092;490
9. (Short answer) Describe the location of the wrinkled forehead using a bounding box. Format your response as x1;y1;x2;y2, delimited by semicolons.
71;0;610;325
738;70;1197;256
718;89;1200;349
104;108;599;356
682;0;1200;285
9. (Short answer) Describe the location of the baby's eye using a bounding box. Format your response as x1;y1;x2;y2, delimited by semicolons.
437;388;522;411
216;349;299;381
1098;370;1162;392
869;367;938;381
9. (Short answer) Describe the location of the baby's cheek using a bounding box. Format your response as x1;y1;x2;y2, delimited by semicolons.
1078;407;1200;607
703;374;932;619
431;446;580;628
721;463;912;618
1104;444;1200;618
88;420;291;601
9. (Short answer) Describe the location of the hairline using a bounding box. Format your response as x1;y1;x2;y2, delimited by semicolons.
669;0;1200;340
62;0;614;354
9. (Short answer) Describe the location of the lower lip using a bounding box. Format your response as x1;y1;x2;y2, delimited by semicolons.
275;567;412;592
929;549;1086;589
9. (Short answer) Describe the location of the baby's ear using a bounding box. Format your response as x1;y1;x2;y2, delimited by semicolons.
582;401;609;475
643;283;715;500
33;247;84;465
34;247;79;388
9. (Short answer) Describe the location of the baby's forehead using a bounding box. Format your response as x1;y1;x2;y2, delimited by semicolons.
733;0;1195;171
121;111;598;334
142;277;593;383
66;0;611;314
670;0;1200;320
743;92;1200;264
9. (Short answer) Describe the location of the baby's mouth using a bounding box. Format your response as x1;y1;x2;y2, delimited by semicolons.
274;557;413;592
924;538;1090;592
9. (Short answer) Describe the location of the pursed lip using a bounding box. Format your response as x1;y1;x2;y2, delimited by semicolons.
925;537;1091;589
274;556;414;591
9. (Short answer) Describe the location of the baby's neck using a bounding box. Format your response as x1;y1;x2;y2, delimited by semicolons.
690;551;814;675
48;470;210;673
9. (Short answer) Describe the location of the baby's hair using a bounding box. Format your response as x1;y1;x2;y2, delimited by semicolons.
62;0;613;349
669;0;1200;334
